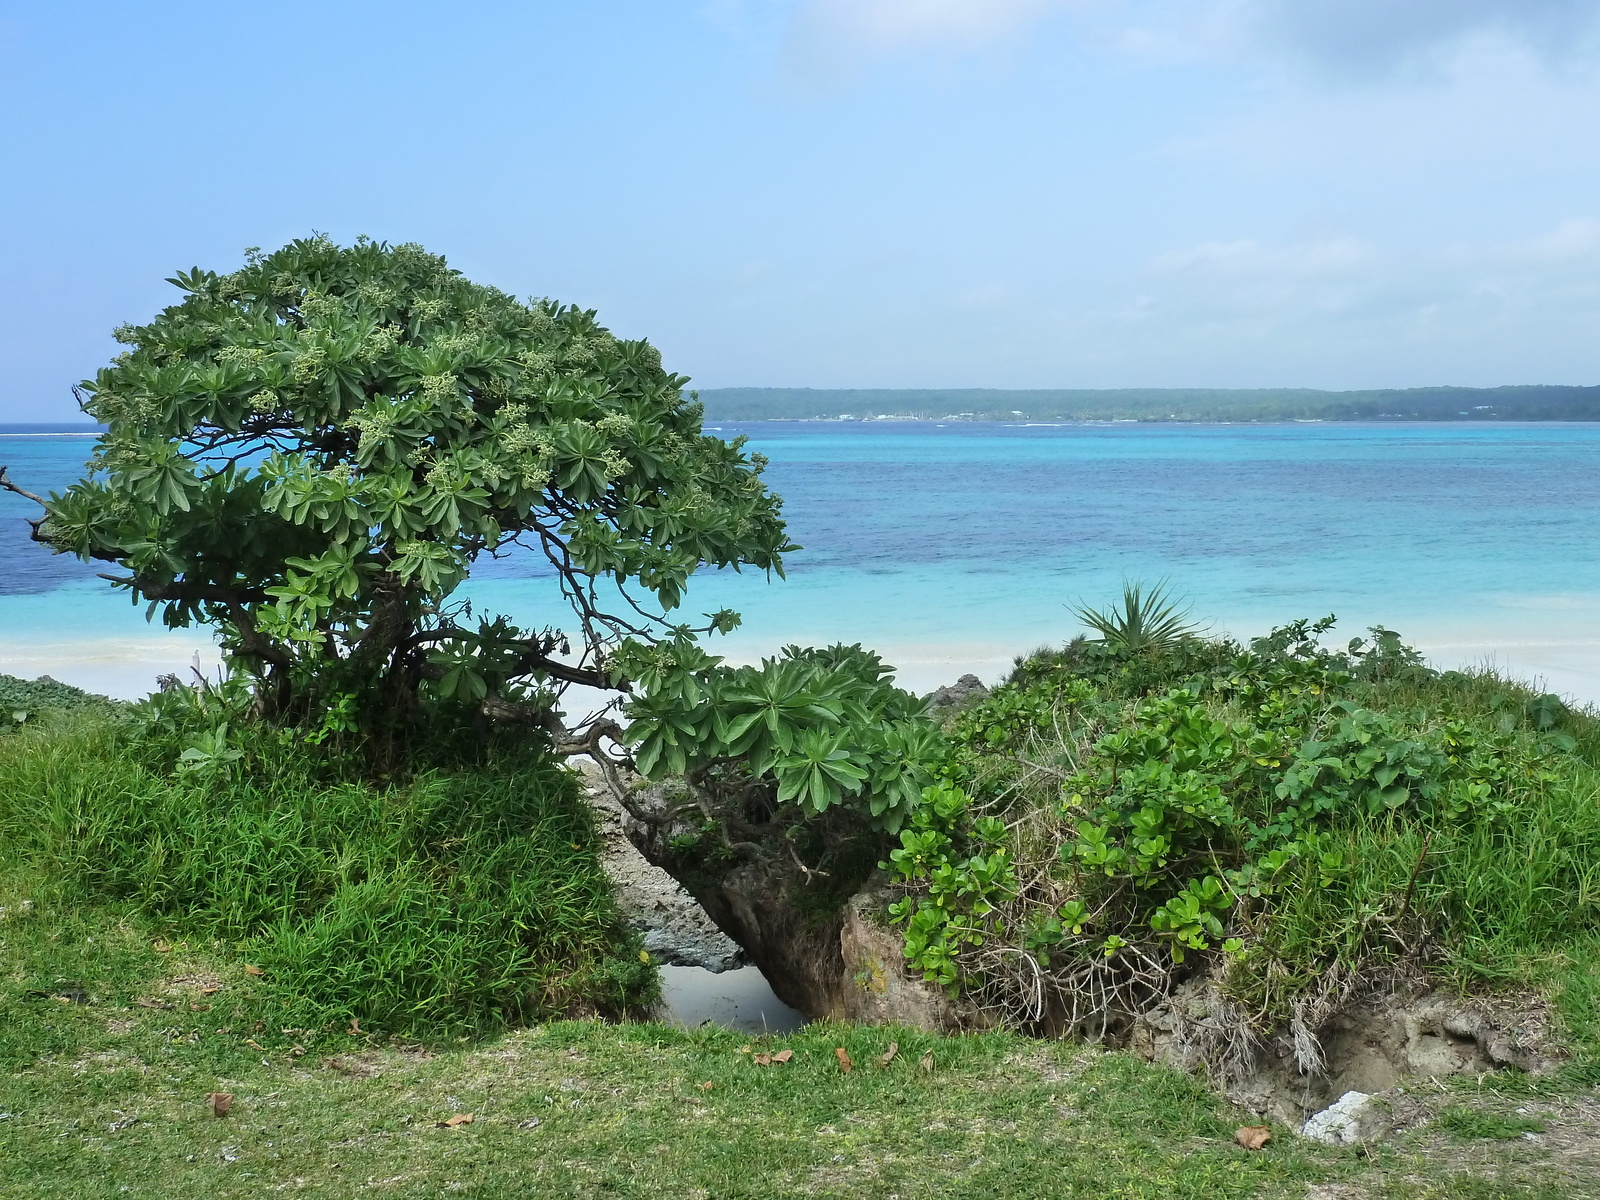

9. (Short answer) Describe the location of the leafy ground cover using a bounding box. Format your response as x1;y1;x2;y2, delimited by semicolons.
883;618;1600;1047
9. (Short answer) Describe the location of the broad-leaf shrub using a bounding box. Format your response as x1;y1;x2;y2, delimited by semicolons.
885;783;1015;986
620;641;943;831
887;620;1591;1024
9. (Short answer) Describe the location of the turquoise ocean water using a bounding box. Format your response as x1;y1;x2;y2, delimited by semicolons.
5;422;1600;699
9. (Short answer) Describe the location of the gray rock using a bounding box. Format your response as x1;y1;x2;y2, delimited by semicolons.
927;674;989;715
1301;1091;1390;1144
578;765;745;973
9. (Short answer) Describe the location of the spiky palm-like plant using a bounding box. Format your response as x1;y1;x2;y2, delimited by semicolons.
1071;580;1199;654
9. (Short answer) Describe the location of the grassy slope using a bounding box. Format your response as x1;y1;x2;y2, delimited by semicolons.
1;890;1594;1199
0;720;1595;1195
0;683;657;1048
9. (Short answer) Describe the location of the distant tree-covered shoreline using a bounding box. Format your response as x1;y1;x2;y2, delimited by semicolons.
697;384;1600;423
14;382;1600;431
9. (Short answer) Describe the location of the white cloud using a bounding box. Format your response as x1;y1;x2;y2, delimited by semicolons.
1246;0;1600;74
1151;234;1375;278
1086;218;1600;386
795;0;1065;49
781;0;1086;82
781;0;1600;76
1480;217;1600;264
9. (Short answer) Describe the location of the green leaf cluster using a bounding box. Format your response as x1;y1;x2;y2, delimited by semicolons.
35;236;793;730
620;641;942;830
890;617;1583;1006
885;783;1015;986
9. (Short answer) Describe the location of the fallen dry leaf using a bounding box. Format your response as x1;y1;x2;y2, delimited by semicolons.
919;1050;934;1073
151;940;172;953
206;1092;233;1118
875;1042;899;1068
244;1038;266;1051
135;998;170;1010
201;986;220;996
1235;1125;1272;1151
348;1017;361;1035
291;1045;306;1057
243;964;264;977
189;1003;211;1012
835;1047;854;1073
699;1081;715;1090
738;1045;751;1054
772;1049;794;1064
437;1113;475;1128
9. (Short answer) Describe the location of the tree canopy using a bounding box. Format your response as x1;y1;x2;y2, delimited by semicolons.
12;236;794;736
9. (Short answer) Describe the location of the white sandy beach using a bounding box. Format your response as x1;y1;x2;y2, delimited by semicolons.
0;635;221;700
7;623;1600;709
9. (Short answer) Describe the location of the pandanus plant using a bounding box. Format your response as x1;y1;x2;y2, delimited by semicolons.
1071;580;1200;654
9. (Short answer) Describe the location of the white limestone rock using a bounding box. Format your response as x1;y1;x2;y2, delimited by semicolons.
1301;1091;1391;1145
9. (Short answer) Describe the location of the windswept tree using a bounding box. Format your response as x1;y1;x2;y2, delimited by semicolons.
1;237;951;1013
1;236;794;741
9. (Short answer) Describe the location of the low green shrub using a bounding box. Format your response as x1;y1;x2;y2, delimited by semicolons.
888;619;1600;1037
0;671;118;732
0;709;653;1037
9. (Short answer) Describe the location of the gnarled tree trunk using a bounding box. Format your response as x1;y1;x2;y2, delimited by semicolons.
582;766;978;1030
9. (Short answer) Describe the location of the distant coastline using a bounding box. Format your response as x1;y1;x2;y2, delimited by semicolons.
12;383;1600;428
0;424;105;437
696;385;1600;423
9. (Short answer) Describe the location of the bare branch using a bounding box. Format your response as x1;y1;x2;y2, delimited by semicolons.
0;465;46;507
97;573;271;607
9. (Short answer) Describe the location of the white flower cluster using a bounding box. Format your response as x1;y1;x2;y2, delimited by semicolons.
362;325;398;357
355;281;398;309
292;348;327;385
217;345;266;371
299;293;343;323
421;373;458;400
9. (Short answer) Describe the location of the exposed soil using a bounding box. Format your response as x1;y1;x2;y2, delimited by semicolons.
1132;980;1567;1123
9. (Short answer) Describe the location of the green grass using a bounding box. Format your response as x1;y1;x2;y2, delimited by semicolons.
2;687;1596;1197
0;710;651;1039
1436;1107;1548;1140
3;886;1596;1199
0;882;1338;1198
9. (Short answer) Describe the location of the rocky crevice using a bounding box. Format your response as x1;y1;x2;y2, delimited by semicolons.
580;764;966;1025
584;764;745;972
581;753;1563;1126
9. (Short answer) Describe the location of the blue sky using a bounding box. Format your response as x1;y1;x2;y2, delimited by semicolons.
4;0;1600;420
